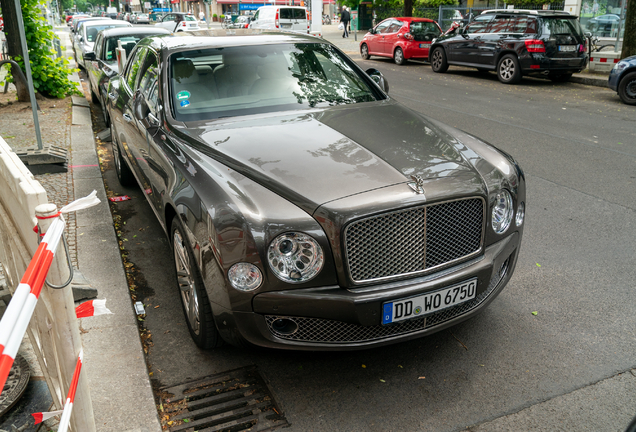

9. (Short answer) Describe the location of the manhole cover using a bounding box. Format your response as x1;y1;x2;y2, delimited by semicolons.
160;366;289;432
0;354;30;417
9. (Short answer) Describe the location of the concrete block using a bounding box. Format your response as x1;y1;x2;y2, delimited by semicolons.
72;95;90;107
71;124;97;152
72;106;92;126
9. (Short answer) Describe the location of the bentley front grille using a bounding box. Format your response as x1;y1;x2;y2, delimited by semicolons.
344;198;484;283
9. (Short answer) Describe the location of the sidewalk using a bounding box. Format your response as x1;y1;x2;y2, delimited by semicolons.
0;28;161;431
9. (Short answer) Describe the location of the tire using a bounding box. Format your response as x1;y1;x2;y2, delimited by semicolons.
171;217;224;350
431;47;448;73
394;47;406;65
548;73;572;83
497;54;521;84
360;43;370;60
618;71;636;106
89;81;99;104
110;122;135;186
100;96;110;127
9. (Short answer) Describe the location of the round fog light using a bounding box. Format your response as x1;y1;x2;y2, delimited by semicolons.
516;202;525;227
228;263;263;292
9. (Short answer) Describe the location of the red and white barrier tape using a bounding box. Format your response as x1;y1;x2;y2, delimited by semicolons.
32;409;64;425
58;349;83;432
0;191;99;396
75;299;112;318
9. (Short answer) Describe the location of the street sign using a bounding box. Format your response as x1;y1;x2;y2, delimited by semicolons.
144;2;151;8
239;3;264;10
153;7;170;12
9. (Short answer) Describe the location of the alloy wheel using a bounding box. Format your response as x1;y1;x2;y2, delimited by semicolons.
499;58;515;81
173;229;201;336
432;50;442;70
361;44;369;59
394;48;404;65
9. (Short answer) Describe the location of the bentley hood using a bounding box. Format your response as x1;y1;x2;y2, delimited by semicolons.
186;101;484;214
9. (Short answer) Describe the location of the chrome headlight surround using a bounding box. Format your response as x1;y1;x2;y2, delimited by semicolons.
268;232;324;284
228;262;263;292
491;190;514;234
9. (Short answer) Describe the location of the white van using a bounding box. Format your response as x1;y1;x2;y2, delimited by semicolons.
249;6;309;34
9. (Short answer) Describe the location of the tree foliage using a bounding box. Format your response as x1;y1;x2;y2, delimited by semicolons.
1;0;80;98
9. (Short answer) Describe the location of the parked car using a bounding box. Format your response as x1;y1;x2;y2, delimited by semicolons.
73;19;131;68
228;15;252;29
586;13;620;37
71;15;97;32
84;27;171;125
135;13;151;24
155;12;200;32
106;31;525;351
249;6;309;34
429;9;588;84
608;54;636;105
360;17;442;65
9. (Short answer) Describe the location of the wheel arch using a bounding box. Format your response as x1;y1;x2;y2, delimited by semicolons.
429;43;446;61
618;66;636;88
495;49;519;67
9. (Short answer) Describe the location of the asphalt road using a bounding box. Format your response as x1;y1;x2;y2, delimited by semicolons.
87;39;636;432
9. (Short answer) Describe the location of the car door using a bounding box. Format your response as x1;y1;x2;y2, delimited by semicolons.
367;20;391;56
158;14;176;31
479;15;510;66
87;33;103;92
292;8;307;33
111;46;149;183
450;15;492;64
382;20;404;55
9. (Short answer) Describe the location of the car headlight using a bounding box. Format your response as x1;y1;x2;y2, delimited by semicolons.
515;201;525;227
492;190;513;234
268;232;324;283
613;62;627;71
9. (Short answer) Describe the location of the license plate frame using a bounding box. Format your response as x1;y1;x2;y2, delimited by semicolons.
382;279;478;325
419;43;431;49
558;45;576;52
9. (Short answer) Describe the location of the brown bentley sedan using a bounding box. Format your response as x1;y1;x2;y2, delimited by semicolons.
107;30;525;350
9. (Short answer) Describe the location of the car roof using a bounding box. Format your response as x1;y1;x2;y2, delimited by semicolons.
481;9;574;16
84;19;130;26
140;30;321;53
388;17;436;23
101;27;171;37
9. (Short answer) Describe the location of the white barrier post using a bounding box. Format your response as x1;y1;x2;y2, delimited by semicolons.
35;204;96;432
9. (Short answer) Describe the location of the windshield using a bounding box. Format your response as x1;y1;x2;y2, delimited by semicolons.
169;43;379;121
86;24;128;42
541;17;584;37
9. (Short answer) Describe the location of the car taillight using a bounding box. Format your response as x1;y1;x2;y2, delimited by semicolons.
403;32;414;41
524;39;545;53
244;23;248;28
275;11;279;28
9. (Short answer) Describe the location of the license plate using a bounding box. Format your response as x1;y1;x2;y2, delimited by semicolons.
382;279;477;325
558;45;576;52
189;23;195;27
281;23;292;28
419;43;431;48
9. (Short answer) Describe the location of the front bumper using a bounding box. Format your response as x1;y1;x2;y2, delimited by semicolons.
221;232;520;350
608;67;621;91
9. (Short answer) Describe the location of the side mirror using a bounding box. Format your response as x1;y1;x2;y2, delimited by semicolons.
368;28;375;34
84;51;96;61
365;68;389;94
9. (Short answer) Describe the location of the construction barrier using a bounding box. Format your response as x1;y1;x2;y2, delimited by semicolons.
0;136;97;430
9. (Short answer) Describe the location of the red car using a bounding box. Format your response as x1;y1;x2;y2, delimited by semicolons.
360;17;442;65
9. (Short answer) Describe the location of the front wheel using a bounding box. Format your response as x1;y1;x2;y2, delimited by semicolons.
394;47;406;65
618;72;636;106
497;54;521;84
360;43;370;60
171;217;224;350
111;123;135;186
431;47;448;73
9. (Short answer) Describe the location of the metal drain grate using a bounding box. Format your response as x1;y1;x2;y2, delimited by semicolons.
160;366;289;432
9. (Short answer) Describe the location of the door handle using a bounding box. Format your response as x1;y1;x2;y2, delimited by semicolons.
123;113;133;123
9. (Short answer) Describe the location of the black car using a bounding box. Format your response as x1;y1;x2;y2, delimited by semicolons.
106;31;525;351
429;9;588;84
84;27;171;125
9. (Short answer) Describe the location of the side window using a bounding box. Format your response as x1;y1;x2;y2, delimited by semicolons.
253;10;259;21
124;47;148;90
490;17;510;33
375;20;391;34
508;16;537;34
387;21;403;33
465;16;492;34
138;52;160;113
163;14;175;22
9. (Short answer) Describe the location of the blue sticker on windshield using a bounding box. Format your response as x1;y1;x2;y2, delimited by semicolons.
180;100;190;108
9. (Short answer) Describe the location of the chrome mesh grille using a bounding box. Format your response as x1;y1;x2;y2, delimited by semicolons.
265;258;508;344
344;198;484;283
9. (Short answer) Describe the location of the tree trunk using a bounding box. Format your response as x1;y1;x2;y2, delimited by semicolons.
0;0;30;101
622;0;636;59
404;0;413;18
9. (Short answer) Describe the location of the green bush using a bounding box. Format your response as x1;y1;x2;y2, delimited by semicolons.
213;13;218;18
1;0;80;98
220;14;225;19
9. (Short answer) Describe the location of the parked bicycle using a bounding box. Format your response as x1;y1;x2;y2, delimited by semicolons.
588;35;615;53
322;14;331;25
221;15;233;29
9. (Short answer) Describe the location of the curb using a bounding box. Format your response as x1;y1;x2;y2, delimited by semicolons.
61;30;162;431
570;75;609;88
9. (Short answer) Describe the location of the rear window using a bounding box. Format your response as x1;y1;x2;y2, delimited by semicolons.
169;43;379;121
541;17;584;37
409;21;440;36
185;15;196;21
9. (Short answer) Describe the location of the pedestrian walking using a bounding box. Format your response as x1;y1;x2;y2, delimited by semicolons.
340;6;350;38
199;10;205;22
